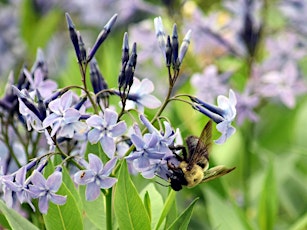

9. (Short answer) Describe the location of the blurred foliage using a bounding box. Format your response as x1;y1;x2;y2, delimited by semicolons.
1;0;307;229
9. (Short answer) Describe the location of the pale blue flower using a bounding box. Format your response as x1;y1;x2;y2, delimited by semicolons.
192;89;237;144
43;91;88;138
126;123;165;171
125;77;161;112
86;109;127;158
2;166;35;211
74;154;117;201
139;114;176;156
29;169;67;214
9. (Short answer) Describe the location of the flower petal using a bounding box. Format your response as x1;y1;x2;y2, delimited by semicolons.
30;170;46;188
104;109;118;126
87;129;102;144
101;158;117;176
110;121;126;137
85;182;100;201
46;171;62;192
50;193;67;205
99;177;117;189
138;95;161;109
137;78;154;94
88;154;104;174
15;166;26;185
38;195;49;214
86;115;103;128
100;136;115;158
74;170;95;185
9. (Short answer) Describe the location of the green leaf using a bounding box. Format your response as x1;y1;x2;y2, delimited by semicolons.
167;198;199;230
0;212;10;229
44;182;83;230
155;189;176;230
144;191;152;222
289;212;307;230
114;162;151;230
61;166;83;211
258;161;277;230
164;197;177;229
140;183;164;229
0;200;39;230
79;186;106;230
206;188;253;230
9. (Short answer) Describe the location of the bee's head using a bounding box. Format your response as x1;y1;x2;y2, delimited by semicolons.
168;168;188;191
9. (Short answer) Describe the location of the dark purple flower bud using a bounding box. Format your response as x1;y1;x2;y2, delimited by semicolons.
166;35;172;67
36;160;48;173
171;24;179;66
87;14;118;63
192;103;224;124
17;67;30;90
65;13;81;63
90;59;109;106
44;89;69;107
80;114;90;120
190;96;224;118
90;59;108;94
78;31;87;64
12;86;45;121
74;96;87;110
122;32;129;65
0;72;18;112
25;159;38;171
36;89;47;120
240;9;260;57
125;42;137;88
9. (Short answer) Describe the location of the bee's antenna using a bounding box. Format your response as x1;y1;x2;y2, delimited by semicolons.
155;180;169;187
154;173;171;188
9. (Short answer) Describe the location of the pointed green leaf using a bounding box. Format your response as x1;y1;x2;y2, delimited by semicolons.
140;183;164;229
167;198;199;230
155;189;176;230
144;191;152;221
79;185;106;230
0;200;39;230
114;162;151;230
290;212;307;230
258;161;277;230
165;197;177;229
0;212;10;229
44;182;83;230
206;188;253;230
61;166;83;211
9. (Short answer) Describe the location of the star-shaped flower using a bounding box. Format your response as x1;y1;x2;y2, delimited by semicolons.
74;154;117;201
86;109;127;158
125;77;161;112
29;169;67;214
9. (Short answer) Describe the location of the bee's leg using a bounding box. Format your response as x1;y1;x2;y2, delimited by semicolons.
169;145;187;161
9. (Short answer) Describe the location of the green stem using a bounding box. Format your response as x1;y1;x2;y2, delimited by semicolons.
242;122;254;212
105;188;113;230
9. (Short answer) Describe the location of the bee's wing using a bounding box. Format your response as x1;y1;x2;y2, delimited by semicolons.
202;165;235;183
186;120;212;169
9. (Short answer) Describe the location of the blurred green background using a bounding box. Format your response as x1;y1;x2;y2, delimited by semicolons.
1;0;307;229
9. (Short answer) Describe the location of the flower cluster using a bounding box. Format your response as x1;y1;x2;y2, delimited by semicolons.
0;12;236;217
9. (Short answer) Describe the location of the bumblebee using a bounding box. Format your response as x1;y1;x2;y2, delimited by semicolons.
167;120;235;191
